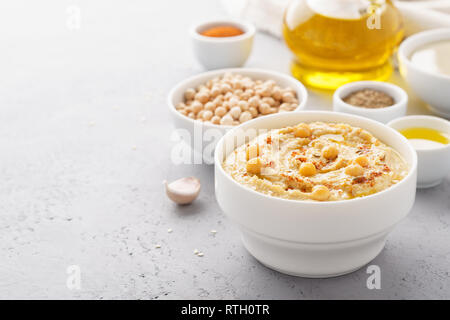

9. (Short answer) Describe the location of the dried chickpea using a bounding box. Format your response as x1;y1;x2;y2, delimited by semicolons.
221;83;232;93
238;100;249;111
229;106;242;120
197;110;204;119
279;103;293;112
246;157;262;174
224;92;233;100
202;110;213;121
310;185;330;201
204;102;215;111
248;96;260;108
211;115;221;125
285;86;295;94
345;164;364;176
229;97;239;107
259;86;272;97
299;162;317;176
272;87;282;100
210;86;220;98
232;80;243;90
262;97;276;106
293;123;311;138
191;101;203;114
222;101;231;111
241;89;254;100
249;107;258;118
258;103;271;115
184;88;196;101
322;145;339;160
282;92;295;103
220;114;234;126
242;81;252;90
195;91;209;104
234;89;244;97
239;111;252;123
264;80;276;88
215;106;227;117
355;156;369;167
188;112;195;119
175;102;186;110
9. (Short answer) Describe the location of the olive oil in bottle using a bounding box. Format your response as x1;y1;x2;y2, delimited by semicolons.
283;0;403;89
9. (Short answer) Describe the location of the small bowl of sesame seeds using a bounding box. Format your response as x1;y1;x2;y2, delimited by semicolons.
333;81;408;124
168;68;308;164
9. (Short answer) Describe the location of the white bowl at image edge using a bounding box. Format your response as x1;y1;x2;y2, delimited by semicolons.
168;68;308;164
214;111;417;278
398;28;450;118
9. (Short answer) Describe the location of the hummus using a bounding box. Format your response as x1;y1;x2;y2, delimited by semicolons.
222;122;409;201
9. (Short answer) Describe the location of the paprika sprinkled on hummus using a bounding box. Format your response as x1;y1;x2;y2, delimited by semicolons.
223;122;409;201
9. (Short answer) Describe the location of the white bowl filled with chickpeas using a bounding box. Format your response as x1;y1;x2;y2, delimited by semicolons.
168;68;308;163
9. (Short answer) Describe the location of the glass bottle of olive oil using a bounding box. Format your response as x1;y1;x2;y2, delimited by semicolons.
283;0;403;90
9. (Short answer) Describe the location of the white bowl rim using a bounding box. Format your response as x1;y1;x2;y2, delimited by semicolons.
334;81;408;114
387;115;450;152
167;68;309;130
189;19;256;43
398;28;450;81
215;111;418;205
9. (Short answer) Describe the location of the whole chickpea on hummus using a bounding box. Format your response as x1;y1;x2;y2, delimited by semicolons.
223;122;409;201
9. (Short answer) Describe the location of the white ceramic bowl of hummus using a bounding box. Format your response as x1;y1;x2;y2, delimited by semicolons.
214;111;417;278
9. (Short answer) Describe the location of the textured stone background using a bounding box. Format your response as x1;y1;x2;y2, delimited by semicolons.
0;0;448;299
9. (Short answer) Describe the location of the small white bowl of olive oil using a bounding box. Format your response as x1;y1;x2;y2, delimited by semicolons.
388;115;450;188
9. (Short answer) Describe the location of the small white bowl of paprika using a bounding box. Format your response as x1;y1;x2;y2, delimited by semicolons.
190;20;255;70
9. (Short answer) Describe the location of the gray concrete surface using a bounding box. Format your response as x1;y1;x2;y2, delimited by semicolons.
0;0;449;299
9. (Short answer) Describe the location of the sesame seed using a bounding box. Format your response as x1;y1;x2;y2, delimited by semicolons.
197;252;204;257
210;230;217;234
167;228;173;233
155;244;161;249
193;249;199;255
132;146;137;150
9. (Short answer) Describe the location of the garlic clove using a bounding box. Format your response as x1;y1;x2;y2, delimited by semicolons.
164;177;201;205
